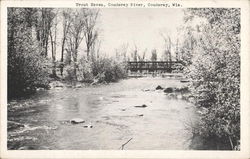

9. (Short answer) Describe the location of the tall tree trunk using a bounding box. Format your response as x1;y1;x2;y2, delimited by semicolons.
86;46;90;61
45;35;49;57
8;8;15;55
50;30;57;77
60;38;66;76
73;45;78;81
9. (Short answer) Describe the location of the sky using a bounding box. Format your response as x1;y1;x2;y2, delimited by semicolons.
98;8;185;59
52;8;186;60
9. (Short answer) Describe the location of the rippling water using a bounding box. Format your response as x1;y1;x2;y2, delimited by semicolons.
8;77;199;150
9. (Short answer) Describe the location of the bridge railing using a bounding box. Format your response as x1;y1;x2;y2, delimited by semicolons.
127;61;184;72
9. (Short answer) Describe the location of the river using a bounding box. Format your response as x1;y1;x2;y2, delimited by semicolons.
8;76;199;150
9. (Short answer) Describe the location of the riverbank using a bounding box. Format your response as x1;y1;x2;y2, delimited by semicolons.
48;72;187;89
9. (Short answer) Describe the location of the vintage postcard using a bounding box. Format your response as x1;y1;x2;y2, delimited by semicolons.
0;0;250;158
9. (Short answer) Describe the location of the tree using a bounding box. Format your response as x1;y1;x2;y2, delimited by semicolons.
160;32;172;70
178;25;197;66
151;49;157;61
138;48;147;61
8;8;49;98
183;8;240;149
35;8;54;57
131;44;138;61
83;9;99;60
49;9;58;78
115;43;128;62
67;9;87;81
121;43;129;61
176;39;179;61
60;9;71;76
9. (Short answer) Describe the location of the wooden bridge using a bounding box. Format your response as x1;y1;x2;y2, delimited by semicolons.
127;61;184;73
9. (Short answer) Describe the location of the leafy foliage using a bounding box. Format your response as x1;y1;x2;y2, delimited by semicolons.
182;8;240;149
72;57;127;83
8;8;49;98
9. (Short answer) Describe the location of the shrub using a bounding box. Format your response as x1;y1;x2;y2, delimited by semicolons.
72;57;127;83
8;8;50;99
8;32;49;98
183;8;240;149
102;59;127;82
64;64;75;81
78;58;94;81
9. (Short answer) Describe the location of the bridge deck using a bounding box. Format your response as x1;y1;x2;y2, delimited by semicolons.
127;61;184;72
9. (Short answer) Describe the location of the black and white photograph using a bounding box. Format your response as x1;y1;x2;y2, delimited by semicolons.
1;0;250;158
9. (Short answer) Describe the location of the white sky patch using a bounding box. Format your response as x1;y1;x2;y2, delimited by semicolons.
98;8;185;58
51;8;185;60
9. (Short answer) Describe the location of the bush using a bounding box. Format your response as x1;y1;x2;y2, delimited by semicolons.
70;57;127;83
8;32;49;98
8;8;50;99
64;64;75;81
78;58;94;81
100;58;127;82
183;8;240;149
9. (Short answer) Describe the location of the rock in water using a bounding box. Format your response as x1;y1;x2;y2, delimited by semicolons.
83;125;93;128
134;104;147;108
141;104;147;108
164;87;174;93
156;85;164;90
175;87;189;94
180;79;189;83
70;118;85;124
